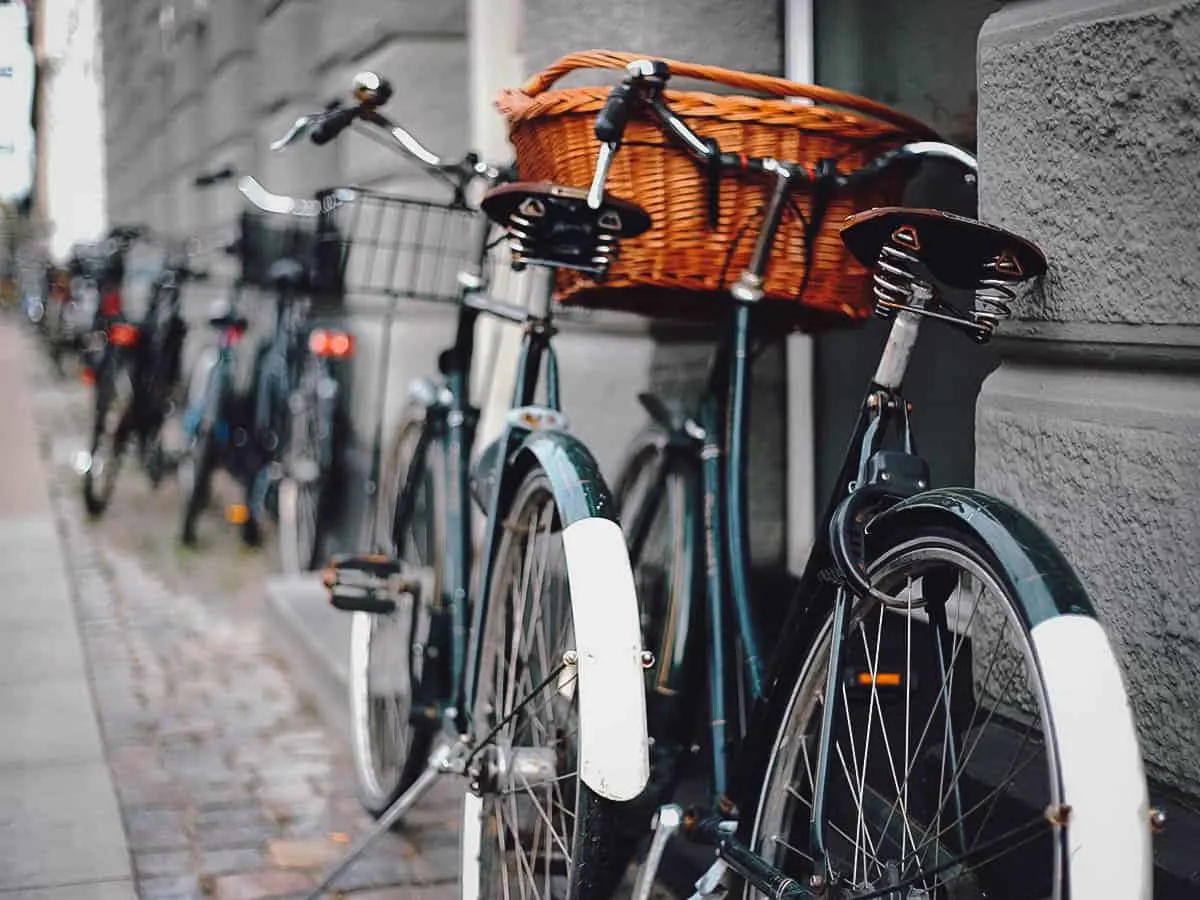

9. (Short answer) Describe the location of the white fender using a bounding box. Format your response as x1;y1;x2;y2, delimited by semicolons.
1031;614;1152;899
561;516;651;802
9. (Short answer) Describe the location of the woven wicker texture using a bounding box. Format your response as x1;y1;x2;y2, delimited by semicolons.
497;50;940;328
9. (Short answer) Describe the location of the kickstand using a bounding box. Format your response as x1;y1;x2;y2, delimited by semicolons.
302;739;455;900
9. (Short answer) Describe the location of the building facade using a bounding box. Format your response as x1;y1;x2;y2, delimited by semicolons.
96;1;1199;884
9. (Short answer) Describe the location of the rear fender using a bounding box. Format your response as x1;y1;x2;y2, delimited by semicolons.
866;486;1096;627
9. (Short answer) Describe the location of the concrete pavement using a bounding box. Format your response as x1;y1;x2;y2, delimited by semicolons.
0;317;136;897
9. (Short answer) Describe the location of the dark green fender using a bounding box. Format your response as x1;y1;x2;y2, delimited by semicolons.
867;486;1097;628
514;429;619;526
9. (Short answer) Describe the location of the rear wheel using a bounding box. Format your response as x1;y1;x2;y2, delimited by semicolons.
464;469;623;900
82;355;134;516
348;412;440;817
749;527;1148;899
178;361;220;547
278;360;336;573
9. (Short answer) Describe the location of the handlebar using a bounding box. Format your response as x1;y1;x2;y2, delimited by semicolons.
586;59;977;210
269;71;505;200
194;166;237;188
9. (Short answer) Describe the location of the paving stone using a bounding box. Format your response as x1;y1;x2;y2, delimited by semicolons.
265;836;346;869
134;873;205;900
135;849;196;879
35;369;447;900
208;868;315;900
199;846;268;877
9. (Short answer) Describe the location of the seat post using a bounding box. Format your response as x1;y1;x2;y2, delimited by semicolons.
872;281;932;390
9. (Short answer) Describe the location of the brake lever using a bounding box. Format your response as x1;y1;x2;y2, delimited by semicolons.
270;115;316;152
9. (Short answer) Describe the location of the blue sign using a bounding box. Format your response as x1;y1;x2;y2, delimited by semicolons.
0;3;35;203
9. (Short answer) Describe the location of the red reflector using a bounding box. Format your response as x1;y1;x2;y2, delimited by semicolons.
81;368;96;386
100;292;122;317
109;322;139;346
309;329;354;359
225;325;244;344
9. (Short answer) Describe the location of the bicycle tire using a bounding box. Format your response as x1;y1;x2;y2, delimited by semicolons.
463;466;626;900
348;410;440;818
82;353;134;516
611;428;699;808
278;354;342;573
747;525;1150;900
178;360;221;547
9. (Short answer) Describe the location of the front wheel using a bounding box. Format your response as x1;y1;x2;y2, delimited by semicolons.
348;412;441;817
463;468;626;900
748;526;1149;900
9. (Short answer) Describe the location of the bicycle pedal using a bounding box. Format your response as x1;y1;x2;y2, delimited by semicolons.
321;554;423;615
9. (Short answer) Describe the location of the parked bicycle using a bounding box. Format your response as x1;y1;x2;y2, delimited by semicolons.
484;55;1154;899
42;231;137;375
271;71;651;900
80;235;202;515
232;176;354;572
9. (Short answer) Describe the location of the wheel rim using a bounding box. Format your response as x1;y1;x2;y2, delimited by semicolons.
349;420;441;810
89;369;134;506
752;539;1064;900
349;609;416;805
472;480;582;899
279;387;324;574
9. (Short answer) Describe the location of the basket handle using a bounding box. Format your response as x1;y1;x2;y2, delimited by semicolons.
518;49;938;138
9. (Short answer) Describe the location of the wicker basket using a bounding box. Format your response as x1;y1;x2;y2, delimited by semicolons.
497;50;940;328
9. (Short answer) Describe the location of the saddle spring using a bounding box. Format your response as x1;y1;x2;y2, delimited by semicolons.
504;206;621;278
869;242;1016;343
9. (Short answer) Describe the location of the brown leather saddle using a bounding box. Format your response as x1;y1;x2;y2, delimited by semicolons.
840;207;1047;289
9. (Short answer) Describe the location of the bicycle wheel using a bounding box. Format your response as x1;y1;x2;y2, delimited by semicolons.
612;429;697;789
748;525;1149;899
465;467;625;900
82;354;134;516
178;361;219;547
278;363;329;574
348;411;440;817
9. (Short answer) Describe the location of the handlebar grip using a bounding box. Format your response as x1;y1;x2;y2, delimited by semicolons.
594;82;635;144
311;106;358;146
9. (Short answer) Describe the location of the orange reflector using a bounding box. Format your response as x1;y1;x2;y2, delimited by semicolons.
109;322;140;347
309;328;355;359
226;504;251;525
857;671;902;687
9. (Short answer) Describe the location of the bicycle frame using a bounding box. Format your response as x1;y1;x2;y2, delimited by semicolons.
375;215;570;735
623;166;942;850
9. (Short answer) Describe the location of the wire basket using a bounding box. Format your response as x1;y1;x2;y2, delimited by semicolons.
314;188;484;304
236;211;324;292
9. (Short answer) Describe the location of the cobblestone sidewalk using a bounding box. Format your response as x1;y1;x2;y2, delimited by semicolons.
31;345;461;899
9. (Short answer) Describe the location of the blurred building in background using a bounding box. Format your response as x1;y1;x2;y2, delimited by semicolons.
33;0;106;261
91;0;1200;856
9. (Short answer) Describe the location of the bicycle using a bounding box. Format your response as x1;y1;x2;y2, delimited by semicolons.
80;235;202;515
485;58;1155;900
231;175;354;572
271;71;651;900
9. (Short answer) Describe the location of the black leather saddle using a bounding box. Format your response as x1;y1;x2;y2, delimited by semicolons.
840;207;1047;289
481;181;651;274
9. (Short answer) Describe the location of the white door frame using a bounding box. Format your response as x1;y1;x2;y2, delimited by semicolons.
785;0;817;574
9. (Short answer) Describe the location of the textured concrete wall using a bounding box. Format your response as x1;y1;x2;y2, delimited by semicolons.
96;0;788;565
978;0;1200;790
